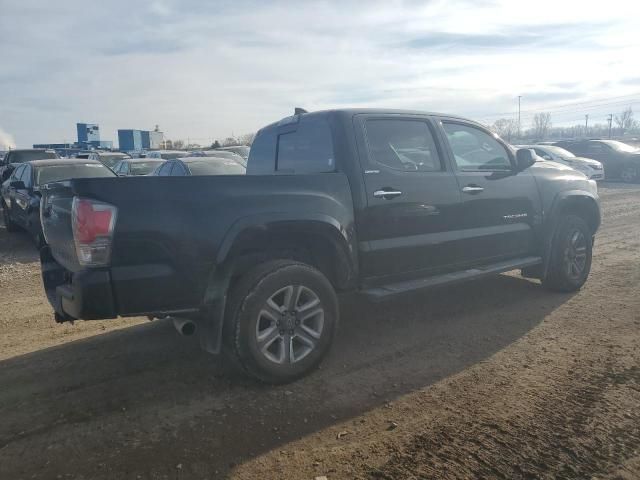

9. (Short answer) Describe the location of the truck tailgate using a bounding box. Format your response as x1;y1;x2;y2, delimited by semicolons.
40;181;81;272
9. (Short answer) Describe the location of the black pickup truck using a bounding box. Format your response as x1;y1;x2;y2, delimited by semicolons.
39;108;600;383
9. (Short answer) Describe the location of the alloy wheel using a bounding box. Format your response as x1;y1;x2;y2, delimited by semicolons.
621;166;637;183
255;285;324;364
563;229;587;280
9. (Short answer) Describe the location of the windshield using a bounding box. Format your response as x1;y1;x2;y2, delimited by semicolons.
129;161;162;175
543;146;576;158
601;140;639;153
187;160;246;175
10;151;58;163
218;146;250;158
99;154;131;168
197;150;244;161
161;152;188;159
36;163;115;185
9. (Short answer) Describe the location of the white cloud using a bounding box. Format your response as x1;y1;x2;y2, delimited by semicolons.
0;127;16;150
0;0;639;147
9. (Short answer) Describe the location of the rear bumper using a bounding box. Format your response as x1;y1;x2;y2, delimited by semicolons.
40;246;117;320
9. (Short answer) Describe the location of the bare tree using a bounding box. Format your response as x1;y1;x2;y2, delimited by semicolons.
172;139;185;150
615;107;638;134
533;113;552;140
490;118;518;142
221;137;238;147
237;132;256;146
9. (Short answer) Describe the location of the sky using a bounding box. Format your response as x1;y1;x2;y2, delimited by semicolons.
1;0;639;148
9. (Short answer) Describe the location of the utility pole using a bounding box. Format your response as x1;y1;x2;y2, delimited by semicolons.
518;96;522;138
607;114;613;139
584;114;589;136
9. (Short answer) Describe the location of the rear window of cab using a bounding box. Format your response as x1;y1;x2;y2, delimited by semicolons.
248;116;334;175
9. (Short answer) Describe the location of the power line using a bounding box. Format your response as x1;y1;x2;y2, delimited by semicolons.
478;92;640;120
478;100;639;127
515;99;639;122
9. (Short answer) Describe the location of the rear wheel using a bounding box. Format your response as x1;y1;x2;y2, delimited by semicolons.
542;214;592;292
1;202;19;232
225;260;338;384
620;165;639;183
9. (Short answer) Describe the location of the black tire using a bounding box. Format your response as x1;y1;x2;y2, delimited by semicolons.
542;214;592;292
224;259;338;384
1;202;19;232
620;165;639;183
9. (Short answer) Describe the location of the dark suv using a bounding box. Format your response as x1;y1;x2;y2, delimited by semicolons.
0;149;59;182
556;139;640;182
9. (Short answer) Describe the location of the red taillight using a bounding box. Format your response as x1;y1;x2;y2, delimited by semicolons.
72;197;117;266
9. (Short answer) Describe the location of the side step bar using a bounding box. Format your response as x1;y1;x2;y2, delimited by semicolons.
362;256;542;301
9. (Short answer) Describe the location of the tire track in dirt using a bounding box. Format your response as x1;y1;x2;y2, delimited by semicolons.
2;185;640;480
231;186;640;479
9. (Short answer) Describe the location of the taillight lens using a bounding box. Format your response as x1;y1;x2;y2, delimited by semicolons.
71;197;117;266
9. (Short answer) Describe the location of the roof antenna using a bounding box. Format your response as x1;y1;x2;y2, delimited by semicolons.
294;107;308;115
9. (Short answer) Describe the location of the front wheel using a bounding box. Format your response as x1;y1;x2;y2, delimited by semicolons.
27;213;45;248
224;260;339;384
2;202;19;232
542;214;592;292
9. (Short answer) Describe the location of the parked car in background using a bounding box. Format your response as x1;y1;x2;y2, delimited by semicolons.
214;145;250;161
516;144;604;180
555;139;640;182
39;108;600;383
190;149;247;166
1;149;59;182
112;158;163;176
147;150;190;160
75;151;132;170
1;159;115;245
151;156;246;176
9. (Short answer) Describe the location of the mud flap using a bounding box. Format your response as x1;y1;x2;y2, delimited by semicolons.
197;301;226;354
198;265;232;354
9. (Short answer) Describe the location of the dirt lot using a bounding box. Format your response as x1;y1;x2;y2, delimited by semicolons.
1;184;639;480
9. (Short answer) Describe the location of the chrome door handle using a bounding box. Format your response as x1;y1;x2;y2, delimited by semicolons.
374;190;402;199
462;186;484;194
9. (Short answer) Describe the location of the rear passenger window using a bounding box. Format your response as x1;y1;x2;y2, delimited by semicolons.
20;165;32;187
171;162;187;176
276;117;334;173
11;165;25;180
365;119;442;172
157;162;172;176
247;129;277;175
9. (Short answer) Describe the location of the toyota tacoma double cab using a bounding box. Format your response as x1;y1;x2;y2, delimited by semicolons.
39;108;600;383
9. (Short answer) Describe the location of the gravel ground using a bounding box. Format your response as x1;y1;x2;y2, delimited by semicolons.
1;183;639;479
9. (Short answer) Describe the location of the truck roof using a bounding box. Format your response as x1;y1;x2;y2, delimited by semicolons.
259;108;475;132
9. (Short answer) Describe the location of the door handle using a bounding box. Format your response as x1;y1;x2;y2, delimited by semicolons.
462;185;484;194
373;189;402;199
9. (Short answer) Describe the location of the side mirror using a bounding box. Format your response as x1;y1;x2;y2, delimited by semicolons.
516;148;536;171
10;180;26;189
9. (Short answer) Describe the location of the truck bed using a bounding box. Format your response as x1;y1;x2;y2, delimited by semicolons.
41;173;355;317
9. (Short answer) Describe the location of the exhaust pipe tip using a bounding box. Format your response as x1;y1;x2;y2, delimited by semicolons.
172;317;197;336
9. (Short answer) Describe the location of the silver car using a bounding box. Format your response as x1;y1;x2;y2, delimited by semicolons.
517;144;605;180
